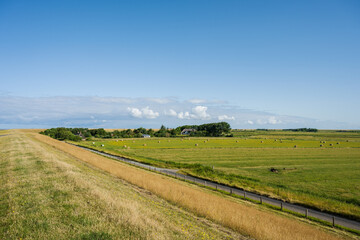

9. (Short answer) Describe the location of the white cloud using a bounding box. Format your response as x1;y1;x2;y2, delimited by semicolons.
165;109;178;117
218;115;235;121
268;116;282;124
128;107;143;118
0;96;343;129
127;107;159;119
142;106;160;119
178;111;191;119
190;106;211;120
188;99;207;104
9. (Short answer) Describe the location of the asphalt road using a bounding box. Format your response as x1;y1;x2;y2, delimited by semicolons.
73;144;360;232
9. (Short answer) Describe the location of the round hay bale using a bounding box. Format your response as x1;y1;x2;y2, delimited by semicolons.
143;144;147;146
92;142;95;144
195;143;198;146
261;141;263;143
133;141;135;143
346;140;349;142
123;145;127;148
320;144;323;147
101;144;104;147
329;143;333;146
158;141;160;143
337;142;339;144
204;141;206;143
116;140;118;142
236;140;238;143
127;146;131;149
294;145;297;148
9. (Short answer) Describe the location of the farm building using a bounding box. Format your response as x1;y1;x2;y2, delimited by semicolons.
181;128;196;135
142;134;151;138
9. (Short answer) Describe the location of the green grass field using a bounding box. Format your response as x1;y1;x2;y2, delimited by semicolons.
76;130;360;221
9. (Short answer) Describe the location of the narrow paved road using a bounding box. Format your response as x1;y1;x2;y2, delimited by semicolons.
73;144;360;232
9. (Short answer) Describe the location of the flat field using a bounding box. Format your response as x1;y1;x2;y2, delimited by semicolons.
77;130;360;221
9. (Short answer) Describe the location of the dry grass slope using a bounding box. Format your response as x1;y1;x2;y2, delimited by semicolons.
0;130;245;239
30;131;354;240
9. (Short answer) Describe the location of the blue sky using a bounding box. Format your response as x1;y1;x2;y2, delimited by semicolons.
0;0;359;129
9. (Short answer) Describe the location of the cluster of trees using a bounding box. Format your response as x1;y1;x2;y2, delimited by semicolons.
282;128;318;132
175;122;232;137
40;122;232;141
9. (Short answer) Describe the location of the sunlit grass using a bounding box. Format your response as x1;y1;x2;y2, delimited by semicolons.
34;131;350;240
77;134;360;220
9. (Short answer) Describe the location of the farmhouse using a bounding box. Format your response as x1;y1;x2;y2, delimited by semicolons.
142;134;151;138
181;128;196;135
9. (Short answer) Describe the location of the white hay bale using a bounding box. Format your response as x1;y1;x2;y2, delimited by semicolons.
101;144;104;147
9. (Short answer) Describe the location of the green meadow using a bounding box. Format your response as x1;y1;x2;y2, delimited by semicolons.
76;130;360;221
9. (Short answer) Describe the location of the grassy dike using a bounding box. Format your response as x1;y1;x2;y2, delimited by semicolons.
0;130;246;240
21;130;358;240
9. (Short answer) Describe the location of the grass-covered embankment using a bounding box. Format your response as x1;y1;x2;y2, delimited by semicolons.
0;130;245;240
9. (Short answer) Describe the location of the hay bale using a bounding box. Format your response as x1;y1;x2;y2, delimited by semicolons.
158;141;160;143
92;142;95;144
123;145;127;148
133;141;135;143
236;140;238;143
195;144;198;146
337;142;339;144
127;146;131;149
329;143;333;146
294;145;297;148
204;141;206;143
320;144;323;147
261;141;263;143
101;144;104;147
143;144;147;146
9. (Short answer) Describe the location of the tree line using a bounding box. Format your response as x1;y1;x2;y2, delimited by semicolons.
40;122;232;141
